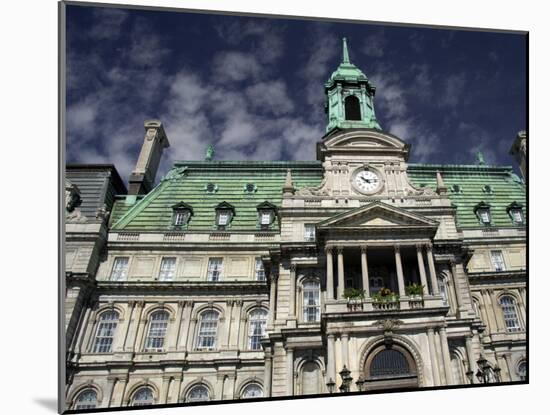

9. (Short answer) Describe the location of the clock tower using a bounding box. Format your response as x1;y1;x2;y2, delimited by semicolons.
325;38;381;134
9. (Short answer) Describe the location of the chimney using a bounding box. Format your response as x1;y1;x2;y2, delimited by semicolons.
128;120;170;195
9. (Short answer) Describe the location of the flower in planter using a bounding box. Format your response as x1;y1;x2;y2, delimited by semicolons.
372;287;399;302
344;287;366;300
405;283;424;297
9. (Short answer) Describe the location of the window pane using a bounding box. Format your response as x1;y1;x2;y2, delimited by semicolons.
255;258;266;281
500;296;521;332
111;257;129;281
303;281;320;322
218;211;229;225
248;309;267;350
207;258;223;281
242;384;263;398
196;311;219;350
518;361;526;380
512;210;523;223
159;257;176;281
187;385;210;402
145;311;169;351
480;210;490;223
132;387;154;406
74;389;97;410
304;225;315;241
370;349;410;378
260;212;271;225
93;311;119;353
491;251;506;271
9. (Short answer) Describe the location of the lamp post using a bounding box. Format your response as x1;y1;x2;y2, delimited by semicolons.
339;366;353;393
355;375;365;392
474;355;501;384
326;378;336;394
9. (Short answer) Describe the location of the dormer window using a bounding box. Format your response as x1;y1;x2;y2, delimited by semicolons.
507;202;524;225
451;184;463;194
256;201;277;230
474;202;492;226
482;185;494;194
215;202;235;229
171;202;193;228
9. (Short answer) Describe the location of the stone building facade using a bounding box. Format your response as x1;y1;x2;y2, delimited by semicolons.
63;39;526;411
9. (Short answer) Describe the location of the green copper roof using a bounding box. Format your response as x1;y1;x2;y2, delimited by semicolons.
326;38;369;85
111;162;323;231
407;164;526;228
109;161;525;231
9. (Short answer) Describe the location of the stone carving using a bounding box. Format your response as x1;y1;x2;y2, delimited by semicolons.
161;166;187;181
95;203;110;221
65;180;81;213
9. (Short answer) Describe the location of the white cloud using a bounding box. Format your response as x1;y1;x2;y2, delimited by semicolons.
362;31;386;58
212;51;262;82
245;80;295;116
89;8;129;40
440;73;467;108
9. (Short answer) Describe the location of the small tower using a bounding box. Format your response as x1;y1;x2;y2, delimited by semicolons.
128;120;170;195
324;38;381;134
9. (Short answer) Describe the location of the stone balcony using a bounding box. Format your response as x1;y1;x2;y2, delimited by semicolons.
324;295;447;314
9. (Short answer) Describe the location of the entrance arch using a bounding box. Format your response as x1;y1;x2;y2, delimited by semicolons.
362;342;419;391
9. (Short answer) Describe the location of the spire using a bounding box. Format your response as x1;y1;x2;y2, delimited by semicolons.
342;37;350;64
436;170;447;195
282;169;295;196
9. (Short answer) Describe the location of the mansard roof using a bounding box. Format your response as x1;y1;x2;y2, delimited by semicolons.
108;160;525;231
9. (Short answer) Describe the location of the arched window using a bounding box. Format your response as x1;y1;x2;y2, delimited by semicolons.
73;389;98;410
451;353;465;385
517;360;527;381
499;295;522;332
301;361;321;395
370;349;410;378
186;384;210;402
241;383;263;399
131;387;154;406
196;310;219;350
303;280;320;322
248;309;267;350
93;310;119;353
344;95;361;121
144;310;169;352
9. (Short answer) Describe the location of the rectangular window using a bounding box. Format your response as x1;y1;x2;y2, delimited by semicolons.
196;315;218;350
174;211;186;226
110;257;129;281
144;315;168;351
93;314;118;353
490;251;506;272
479;210;491;224
255;257;266;281
158;257;176;281
260;212;271;225
304;224;316;242
218;211;229;226
207;258;223;281
303;281;320;322
512;210;523;223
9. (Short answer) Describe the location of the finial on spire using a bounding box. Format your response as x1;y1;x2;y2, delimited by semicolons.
476;151;485;165
205;144;215;161
342;37;350;64
282;169;295;196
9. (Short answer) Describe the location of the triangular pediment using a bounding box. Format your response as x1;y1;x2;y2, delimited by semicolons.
318;201;439;229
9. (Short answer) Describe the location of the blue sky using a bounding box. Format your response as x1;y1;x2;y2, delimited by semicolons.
66;4;526;181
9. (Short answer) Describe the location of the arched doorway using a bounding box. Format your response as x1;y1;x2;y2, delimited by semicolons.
363;344;419;391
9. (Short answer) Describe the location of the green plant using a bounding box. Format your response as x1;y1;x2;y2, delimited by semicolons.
405;283;424;297
371;287;399;302
344;287;366;300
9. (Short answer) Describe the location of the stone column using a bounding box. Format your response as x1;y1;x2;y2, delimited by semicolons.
114;301;134;352
438;327;453;384
490;290;506;332
337;247;345;299
161;375;172;404
427;328;441;386
426;245;439;295
186;317;198;351
341;333;349;369
169;375;182;403
129;301;145;352
465;335;477;384
449;261;465;311
394;245;406;297
178;301;193;351
115;374;129;407
326;247;334;300
289;264;296;319
105;376;117;408
360;246;370;296
232;300;244;349
268;274;277;326
327;334;336;384
264;346;273;397
167;301;184;351
502;353;514;381
223;300;234;349
286;347;294;396
416;245;429;295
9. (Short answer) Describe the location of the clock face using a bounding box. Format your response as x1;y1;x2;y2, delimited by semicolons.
353;169;381;193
